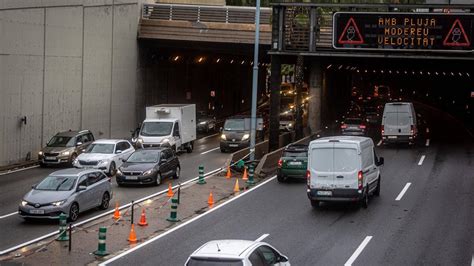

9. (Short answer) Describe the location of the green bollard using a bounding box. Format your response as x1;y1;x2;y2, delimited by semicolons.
56;213;69;241
93;227;109;256
197;165;206;185
166;197;180;222
246;164;256;186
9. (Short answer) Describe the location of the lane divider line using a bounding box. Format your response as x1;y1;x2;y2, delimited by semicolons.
255;234;270;242
0;167;222;256
471;254;473;266
199;133;219;141
344;236;373;266
0;212;17;219
99;175;278;266
418;155;426;166
377;140;382;147
395;183;412;201
200;147;220;155
0;165;39;176
425;139;430;147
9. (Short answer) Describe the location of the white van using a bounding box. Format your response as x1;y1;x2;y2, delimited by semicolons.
381;102;417;145
306;136;384;208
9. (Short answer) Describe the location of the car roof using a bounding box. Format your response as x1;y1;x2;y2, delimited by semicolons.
312;136;371;145
50;168;100;176
285;144;308;151
191;240;258;259
92;139;127;144
55;130;91;137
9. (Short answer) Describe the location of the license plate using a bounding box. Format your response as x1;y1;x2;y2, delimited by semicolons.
289;161;302;165
30;209;44;214
45;157;56;160
388;136;398;139
229;144;238;147
125;176;138;180
317;191;332;196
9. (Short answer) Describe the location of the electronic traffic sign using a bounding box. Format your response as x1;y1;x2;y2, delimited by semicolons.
333;12;474;52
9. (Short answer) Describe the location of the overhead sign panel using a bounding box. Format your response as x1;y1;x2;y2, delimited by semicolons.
333;12;474;51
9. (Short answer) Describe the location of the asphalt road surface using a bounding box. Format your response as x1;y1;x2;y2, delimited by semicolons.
108;106;473;266
0;133;227;251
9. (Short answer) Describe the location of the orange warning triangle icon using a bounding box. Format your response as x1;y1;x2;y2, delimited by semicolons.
338;17;364;45
443;19;470;47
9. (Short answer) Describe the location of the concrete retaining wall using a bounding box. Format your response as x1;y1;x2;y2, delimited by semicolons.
0;0;151;166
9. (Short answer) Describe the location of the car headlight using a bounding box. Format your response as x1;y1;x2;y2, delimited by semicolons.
288;123;293;127
221;134;226;140
137;138;143;143
199;121;207;125
242;134;250;141
51;200;65;206
61;151;70;156
21;200;28;207
38;151;43;156
143;169;154;175
161;138;170;143
98;160;108;165
116;168;122;175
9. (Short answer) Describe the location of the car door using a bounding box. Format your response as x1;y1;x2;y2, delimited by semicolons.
159;149;172;178
76;134;88;154
169;149;179;174
75;175;94;211
86;172;103;207
172;122;182;149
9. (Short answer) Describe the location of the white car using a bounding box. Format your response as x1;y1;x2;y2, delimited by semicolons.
185;239;290;266
74;139;135;176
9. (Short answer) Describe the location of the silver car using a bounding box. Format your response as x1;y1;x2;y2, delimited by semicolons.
19;168;112;222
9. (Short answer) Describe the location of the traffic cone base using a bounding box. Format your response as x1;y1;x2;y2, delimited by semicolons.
233;179;240;193
226;166;232;179
113;202;121;220
242;167;248;180
167;183;174;198
128;224;137;243
138;209;148;226
208;192;214;206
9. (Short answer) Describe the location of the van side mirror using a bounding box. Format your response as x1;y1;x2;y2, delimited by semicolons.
377;157;384;166
76;142;83;146
77;185;87;192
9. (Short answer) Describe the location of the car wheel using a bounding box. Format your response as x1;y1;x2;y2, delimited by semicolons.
70;153;77;167
99;192;110;210
155;172;162;186
108;162;117;177
39;162;46;168
277;174;287;183
173;166;180;179
69;203;79;222
220;148;227;153
374;176;381;197
186;143;193;153
360;188;369;209
311;200;320;208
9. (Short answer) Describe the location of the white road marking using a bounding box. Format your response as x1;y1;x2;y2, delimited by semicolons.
344;236;373;266
99;175;278;266
255;234;270;242
425;139;430;147
395;183;412;201
418;155;426;165
199;133;219;140
0;167;223;256
376;140;382;146
471;254;474;266
201;147;220;155
0;212;17;219
0;165;39;176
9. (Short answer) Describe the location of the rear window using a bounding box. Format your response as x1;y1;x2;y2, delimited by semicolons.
283;151;307;157
186;258;243;266
311;147;358;172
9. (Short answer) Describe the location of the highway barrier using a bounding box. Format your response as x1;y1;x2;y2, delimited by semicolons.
166;197;180;222
56;213;69;241
197;165;206;185
246;164;256;186
93;227;109;257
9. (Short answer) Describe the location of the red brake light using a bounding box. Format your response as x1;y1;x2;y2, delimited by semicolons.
278;159;283;168
410;125;414;135
306;170;311;188
341;124;347;129
381;125;385;134
358;171;363;190
306;170;311;179
359;125;366;129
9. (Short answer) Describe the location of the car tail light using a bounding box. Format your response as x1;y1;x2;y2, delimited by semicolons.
358;171;363;190
410;125;414;135
306;170;311;188
359;125;366;129
341;124;347;129
381;125;385;135
278;159;283;168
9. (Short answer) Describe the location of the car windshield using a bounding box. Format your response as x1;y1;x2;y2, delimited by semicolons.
140;122;173;136
186;258;243;266
224;119;245;131
47;136;74;147
86;143;115;154
127;150;160;163
344;118;362;125
283;151;307;157
35;175;77;191
280;114;294;121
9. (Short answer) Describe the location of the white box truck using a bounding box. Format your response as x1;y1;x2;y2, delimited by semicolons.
137;104;196;153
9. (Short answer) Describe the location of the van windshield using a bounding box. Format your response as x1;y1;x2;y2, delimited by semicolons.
311;147;358;172
141;122;173;136
224;119;245;131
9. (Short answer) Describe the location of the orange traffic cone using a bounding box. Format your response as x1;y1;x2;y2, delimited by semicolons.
226;166;232;179
233;179;240;193
167;183;174;198
128;224;137;243
242;167;248;180
208;192;214;206
113;202;121;220
138;208;148;226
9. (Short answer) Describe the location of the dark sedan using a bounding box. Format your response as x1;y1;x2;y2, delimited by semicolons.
341;117;367;136
116;148;180;186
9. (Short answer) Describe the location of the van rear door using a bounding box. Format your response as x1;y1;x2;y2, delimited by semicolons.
309;143;334;189
332;147;360;190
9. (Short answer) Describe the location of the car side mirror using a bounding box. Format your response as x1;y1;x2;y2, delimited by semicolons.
115;150;122;154
121;158;127;162
219;127;223;132
77;185;87;192
76;142;83;146
278;255;289;263
377;157;384;166
31;184;37;189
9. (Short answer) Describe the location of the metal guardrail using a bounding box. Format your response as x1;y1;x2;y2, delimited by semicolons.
142;3;271;24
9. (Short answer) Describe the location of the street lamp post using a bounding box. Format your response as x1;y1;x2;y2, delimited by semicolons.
250;0;261;161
